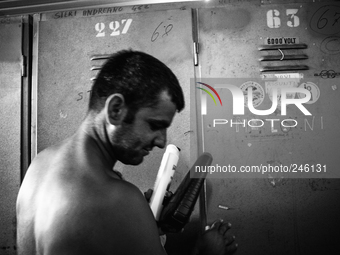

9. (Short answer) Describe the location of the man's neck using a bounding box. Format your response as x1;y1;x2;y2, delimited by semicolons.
78;114;118;171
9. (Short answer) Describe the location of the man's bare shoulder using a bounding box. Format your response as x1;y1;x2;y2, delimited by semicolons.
48;178;166;255
85;178;155;228
18;140;167;254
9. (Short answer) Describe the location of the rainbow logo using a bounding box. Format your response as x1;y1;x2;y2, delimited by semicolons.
196;82;223;106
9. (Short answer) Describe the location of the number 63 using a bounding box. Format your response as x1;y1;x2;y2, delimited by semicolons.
267;9;300;28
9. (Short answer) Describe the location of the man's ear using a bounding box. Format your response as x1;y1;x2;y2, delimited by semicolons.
104;94;127;125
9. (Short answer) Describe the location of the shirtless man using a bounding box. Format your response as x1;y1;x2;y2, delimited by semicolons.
16;50;237;255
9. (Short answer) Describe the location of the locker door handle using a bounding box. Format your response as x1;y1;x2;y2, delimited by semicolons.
259;54;308;61
260;65;309;72
258;44;308;51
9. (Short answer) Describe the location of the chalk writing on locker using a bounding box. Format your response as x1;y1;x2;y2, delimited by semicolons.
95;19;132;37
76;90;92;102
310;5;340;35
151;20;173;42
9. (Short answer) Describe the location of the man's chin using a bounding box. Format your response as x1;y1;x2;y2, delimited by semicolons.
120;155;144;166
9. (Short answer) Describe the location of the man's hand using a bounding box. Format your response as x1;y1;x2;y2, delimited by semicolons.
193;219;238;255
144;189;153;203
144;189;173;204
144;189;178;235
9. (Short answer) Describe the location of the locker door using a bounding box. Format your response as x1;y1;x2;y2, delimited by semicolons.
0;17;22;255
33;6;194;201
196;2;340;255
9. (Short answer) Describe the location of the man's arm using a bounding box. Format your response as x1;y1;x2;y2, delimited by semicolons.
91;181;167;255
145;188;238;255
87;181;237;255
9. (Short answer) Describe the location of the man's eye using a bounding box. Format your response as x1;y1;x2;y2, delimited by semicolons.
149;121;167;131
149;123;161;131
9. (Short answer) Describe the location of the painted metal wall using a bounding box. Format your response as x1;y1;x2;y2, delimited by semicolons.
0;17;22;255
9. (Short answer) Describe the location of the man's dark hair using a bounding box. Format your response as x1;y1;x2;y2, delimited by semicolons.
88;50;185;122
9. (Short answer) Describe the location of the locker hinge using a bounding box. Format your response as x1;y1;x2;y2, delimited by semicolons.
192;8;199;66
21;55;27;77
193;42;199;66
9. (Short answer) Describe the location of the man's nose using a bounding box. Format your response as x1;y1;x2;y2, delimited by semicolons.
153;129;167;149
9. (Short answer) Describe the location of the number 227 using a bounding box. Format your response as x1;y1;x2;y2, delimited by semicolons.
95;19;133;37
